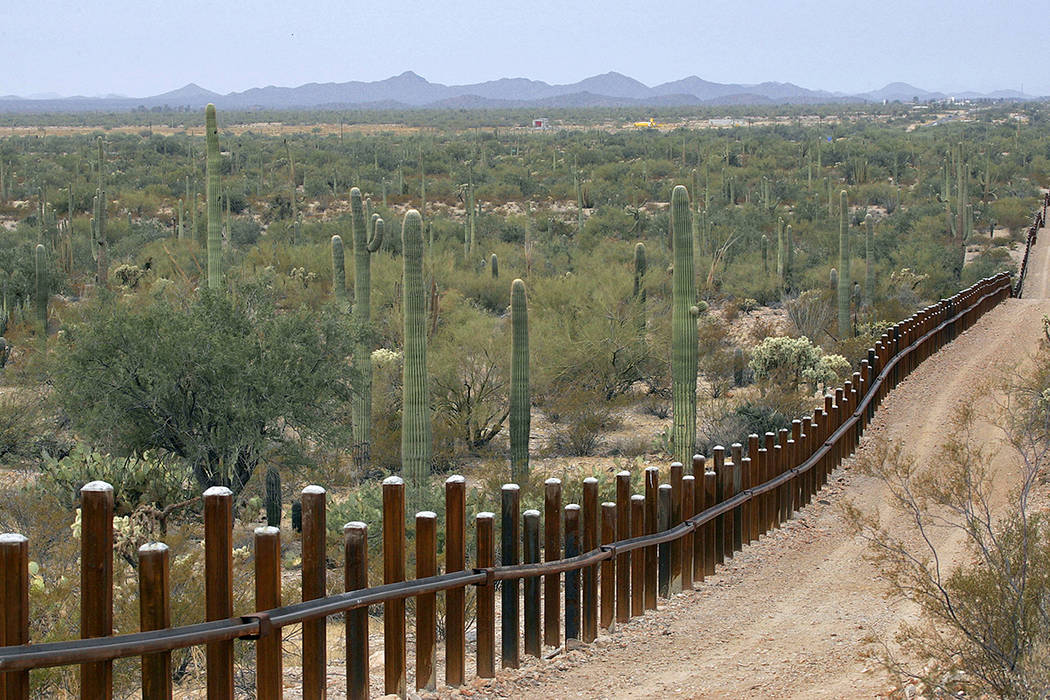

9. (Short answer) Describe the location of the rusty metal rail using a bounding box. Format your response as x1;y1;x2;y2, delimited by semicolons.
0;214;1038;696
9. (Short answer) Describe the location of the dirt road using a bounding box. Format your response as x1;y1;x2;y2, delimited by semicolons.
470;229;1050;699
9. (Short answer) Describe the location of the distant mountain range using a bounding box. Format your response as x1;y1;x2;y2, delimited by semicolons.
0;72;1039;113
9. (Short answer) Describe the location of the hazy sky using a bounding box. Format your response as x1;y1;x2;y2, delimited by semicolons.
3;0;1045;97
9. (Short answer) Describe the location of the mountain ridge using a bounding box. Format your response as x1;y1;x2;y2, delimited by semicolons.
0;73;1040;113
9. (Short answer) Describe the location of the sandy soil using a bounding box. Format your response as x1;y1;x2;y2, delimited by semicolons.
435;223;1050;699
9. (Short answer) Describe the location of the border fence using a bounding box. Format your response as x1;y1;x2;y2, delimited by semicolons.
0;193;1047;699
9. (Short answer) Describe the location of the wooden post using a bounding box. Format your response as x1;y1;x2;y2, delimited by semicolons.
81;481;114;700
643;467;659;610
747;434;760;543
713;446;729;564
630;495;645;617
703;466;717;577
444;475;466;687
138;543;171;700
523;510;542;657
344;522;369;700
657;484;671;598
382;476;406;697
731;443;743;553
501;484;521;668
777;428;790;524
790;420;802;515
564;504;581;640
600;503;616;629
416;511;437;691
254;527;282;700
301;485;326;700
203;485;233;700
668;463;683;594
582;478;599;643
764;432;776;531
0;533;30;700
681;475;695;591
614;471;631;624
543;478;561;648
691;455;705;582
476;512;496;678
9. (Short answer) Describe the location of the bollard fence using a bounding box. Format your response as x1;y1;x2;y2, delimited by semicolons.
0;262;1026;698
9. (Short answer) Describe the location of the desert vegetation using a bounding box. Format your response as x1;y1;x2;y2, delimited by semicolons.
0;100;1047;694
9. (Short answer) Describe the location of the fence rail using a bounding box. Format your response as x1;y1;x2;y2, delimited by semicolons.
0;197;1045;699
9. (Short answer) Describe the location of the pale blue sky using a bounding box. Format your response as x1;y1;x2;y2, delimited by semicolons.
2;0;1045;97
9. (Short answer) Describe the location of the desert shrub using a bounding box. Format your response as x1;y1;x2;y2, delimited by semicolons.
696;314;735;398
785;289;835;343
750;335;848;394
847;349;1050;698
0;389;54;465
53;285;355;494
430;292;509;454
544;390;620;457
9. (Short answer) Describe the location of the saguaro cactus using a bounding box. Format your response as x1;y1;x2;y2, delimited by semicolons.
350;188;383;468
93;138;107;287
510;278;530;481
490;253;499;279
837;190;850;337
864;212;875;307
670;185;698;465
401;209;431;502
34;244;46;336
776;218;784;281
265;468;281;527
784;224;794;291
634;242;647;333
331;234;346;300
205;104;221;289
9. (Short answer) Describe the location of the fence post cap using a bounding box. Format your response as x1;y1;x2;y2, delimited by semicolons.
501;483;520;491
203;486;232;498
254;526;280;536
445;475;466;484
382;476;404;486
544;478;561;486
138;542;168;554
0;533;28;544
302;485;326;495
343;521;368;531
81;480;114;493
523;509;541;518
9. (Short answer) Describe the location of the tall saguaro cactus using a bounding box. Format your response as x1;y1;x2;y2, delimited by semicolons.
670;185;698;465
93;138;107;287
205;104;221;289
401;209;431;502
34;244;46;336
838;190;850;337
864;212;875;307
510;278;530;481
331;234;346;300
350;188;383;468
